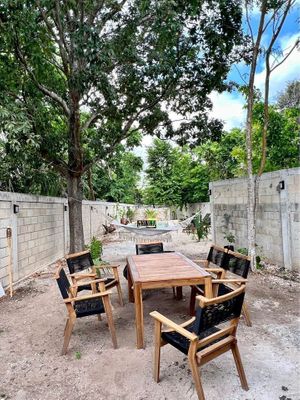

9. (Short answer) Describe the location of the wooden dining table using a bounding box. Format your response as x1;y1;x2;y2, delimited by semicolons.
126;251;213;349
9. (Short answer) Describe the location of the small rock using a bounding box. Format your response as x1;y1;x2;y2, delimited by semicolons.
281;386;288;391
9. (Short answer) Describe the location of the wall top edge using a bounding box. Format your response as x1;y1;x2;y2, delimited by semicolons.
0;191;67;203
209;167;300;188
0;191;171;209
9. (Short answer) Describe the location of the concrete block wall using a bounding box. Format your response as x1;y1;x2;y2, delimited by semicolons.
174;202;210;220
0;191;170;288
210;167;300;271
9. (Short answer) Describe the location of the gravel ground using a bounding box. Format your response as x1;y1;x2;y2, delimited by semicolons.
0;232;299;400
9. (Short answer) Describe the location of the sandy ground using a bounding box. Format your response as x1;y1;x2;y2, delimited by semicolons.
0;232;299;400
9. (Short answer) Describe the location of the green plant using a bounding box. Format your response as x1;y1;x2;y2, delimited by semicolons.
223;232;235;244
145;209;158;220
75;351;81;360
193;213;210;241
126;207;135;222
237;247;263;269
90;236;102;264
237;247;248;255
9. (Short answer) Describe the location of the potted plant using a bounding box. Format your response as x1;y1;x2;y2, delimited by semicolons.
126;207;135;223
145;209;158;227
120;208;129;225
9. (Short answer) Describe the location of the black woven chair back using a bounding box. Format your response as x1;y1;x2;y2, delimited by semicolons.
56;267;71;299
224;253;250;278
207;246;228;268
193;290;245;335
136;242;164;255
66;252;94;274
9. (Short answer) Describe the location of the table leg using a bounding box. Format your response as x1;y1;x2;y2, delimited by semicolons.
127;264;134;303
134;283;144;349
175;286;183;300
204;276;213;298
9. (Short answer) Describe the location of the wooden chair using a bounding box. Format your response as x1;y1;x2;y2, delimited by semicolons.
136;242;164;254
191;248;252;326
55;264;118;355
65;250;123;306
190;244;228;314
150;285;249;400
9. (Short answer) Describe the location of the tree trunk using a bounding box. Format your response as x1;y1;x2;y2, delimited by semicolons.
67;174;84;253
245;0;267;270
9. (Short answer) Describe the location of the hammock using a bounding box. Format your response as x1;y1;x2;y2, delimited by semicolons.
111;211;201;238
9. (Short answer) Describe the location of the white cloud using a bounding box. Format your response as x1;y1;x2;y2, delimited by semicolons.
209;91;246;131
255;33;300;101
209;33;299;130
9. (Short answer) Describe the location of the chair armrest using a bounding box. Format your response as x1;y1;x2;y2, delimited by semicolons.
70;273;97;280
71;278;106;288
150;311;198;341
164;317;196;333
94;264;119;269
196;285;246;307
193;259;208;266
205;268;223;273
212;278;248;284
64;290;113;303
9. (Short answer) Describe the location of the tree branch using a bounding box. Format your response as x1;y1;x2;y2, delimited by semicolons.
14;35;70;117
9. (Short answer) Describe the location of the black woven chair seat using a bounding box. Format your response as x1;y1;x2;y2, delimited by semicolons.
218;283;233;296
162;322;221;355
74;298;105;318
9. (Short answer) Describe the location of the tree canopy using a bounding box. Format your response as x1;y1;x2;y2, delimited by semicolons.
0;0;244;251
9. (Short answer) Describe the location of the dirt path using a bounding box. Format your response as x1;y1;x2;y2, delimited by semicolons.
0;233;299;400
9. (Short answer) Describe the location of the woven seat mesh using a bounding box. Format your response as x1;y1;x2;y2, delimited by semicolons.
66;252;94;274
136;242;164;255
208;247;228;267
224;254;250;278
162;324;220;355
193;292;245;334
74;298;105;318
57;268;71;299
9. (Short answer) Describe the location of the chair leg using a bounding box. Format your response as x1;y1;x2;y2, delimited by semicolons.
231;342;249;391
188;354;205;400
153;320;162;382
242;302;252;327
189;286;196;316
116;282;124;306
61;317;75;355
102;295;118;349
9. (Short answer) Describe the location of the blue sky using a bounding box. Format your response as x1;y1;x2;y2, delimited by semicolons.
210;3;300;130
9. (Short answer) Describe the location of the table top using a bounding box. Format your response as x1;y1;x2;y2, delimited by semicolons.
126;252;210;284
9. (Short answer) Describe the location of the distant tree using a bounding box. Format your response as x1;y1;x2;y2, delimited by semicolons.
144;139;182;207
88;151;143;204
144;139;210;207
277;80;300;111
0;0;244;251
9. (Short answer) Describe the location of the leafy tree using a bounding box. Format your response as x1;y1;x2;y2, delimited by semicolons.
88;150;143;204
277;80;300;111
144;139;210;207
144;139;182;206
0;0;243;251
